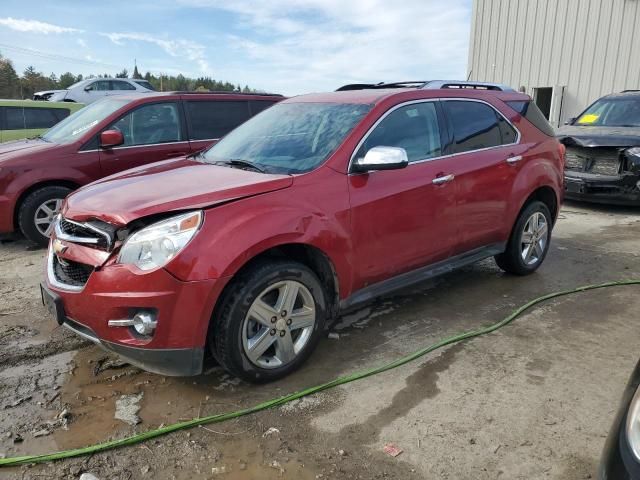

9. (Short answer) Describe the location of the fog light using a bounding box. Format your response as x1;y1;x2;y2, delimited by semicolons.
132;312;157;335
108;311;157;336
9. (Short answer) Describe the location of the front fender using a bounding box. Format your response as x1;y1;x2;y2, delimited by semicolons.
165;169;354;298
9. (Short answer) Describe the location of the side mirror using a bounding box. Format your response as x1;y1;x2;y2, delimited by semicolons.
84;86;92;92
100;130;124;148
565;117;577;125
352;146;409;173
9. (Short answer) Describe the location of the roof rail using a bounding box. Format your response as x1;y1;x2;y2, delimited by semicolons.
335;80;515;92
621;89;640;93
422;80;516;92
169;91;284;97
336;81;429;91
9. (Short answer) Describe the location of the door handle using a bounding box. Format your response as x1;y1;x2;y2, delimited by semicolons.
506;155;523;165
432;174;455;185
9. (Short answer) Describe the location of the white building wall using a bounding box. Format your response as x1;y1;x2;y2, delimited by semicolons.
468;0;640;125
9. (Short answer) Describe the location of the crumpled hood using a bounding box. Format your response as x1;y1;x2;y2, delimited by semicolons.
557;125;640;148
62;157;293;226
0;138;59;163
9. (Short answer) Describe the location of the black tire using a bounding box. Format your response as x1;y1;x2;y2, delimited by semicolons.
494;200;552;275
210;260;327;383
18;186;71;247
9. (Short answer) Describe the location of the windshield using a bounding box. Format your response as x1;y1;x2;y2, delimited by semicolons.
42;97;130;144
200;102;372;174
66;79;88;90
575;97;640;127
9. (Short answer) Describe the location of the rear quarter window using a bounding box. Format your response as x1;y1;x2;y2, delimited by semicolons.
186;100;251;140
506;101;556;136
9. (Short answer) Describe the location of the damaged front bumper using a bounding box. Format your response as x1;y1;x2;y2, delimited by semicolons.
564;171;640;205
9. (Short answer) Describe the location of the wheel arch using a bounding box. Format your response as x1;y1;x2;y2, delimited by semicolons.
13;180;80;230
216;242;340;321
521;185;559;223
503;185;559;248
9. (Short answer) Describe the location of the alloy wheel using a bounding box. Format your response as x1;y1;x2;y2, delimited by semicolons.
33;199;62;238
520;211;548;266
242;280;316;369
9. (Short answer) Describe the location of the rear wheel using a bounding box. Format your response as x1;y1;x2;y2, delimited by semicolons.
210;260;327;382
495;201;552;275
18;186;71;247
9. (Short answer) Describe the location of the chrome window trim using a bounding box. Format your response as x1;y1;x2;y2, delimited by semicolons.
348;97;521;174
78;139;220;154
47;245;84;292
79;140;192;154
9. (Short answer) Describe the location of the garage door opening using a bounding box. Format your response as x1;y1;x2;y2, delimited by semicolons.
533;87;553;119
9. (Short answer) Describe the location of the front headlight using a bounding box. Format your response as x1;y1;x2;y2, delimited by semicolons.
626;385;640;461
118;211;202;271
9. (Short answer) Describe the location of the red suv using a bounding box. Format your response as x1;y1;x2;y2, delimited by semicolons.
41;81;564;382
0;92;283;246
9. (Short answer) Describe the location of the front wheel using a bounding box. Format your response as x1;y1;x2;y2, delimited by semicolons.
210;260;327;382
18;186;71;247
495;201;552;275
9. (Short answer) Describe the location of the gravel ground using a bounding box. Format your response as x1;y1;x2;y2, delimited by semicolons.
1;201;639;479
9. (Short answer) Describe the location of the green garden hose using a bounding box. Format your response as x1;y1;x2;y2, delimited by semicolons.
2;279;639;468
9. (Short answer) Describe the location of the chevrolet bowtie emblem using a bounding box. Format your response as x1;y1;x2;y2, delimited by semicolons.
52;239;68;255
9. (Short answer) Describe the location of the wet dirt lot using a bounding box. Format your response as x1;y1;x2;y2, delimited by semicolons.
1;202;640;479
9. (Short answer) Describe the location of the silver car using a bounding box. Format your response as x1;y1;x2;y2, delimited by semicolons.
46;78;155;104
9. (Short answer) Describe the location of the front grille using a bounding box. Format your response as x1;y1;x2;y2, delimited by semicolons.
53;255;93;287
565;147;621;175
58;217;112;250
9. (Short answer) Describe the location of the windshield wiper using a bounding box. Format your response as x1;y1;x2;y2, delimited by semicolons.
27;134;50;142
223;159;266;173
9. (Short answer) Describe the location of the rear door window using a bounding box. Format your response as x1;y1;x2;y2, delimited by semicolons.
110;80;136;91
443;101;512;153
23;107;67;129
108;102;183;146
356;102;443;162
186;100;251;140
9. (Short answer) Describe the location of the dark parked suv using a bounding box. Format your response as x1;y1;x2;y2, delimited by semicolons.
557;90;640;205
0;92;282;245
42;81;564;382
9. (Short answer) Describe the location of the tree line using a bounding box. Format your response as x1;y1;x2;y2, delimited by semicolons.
0;52;254;100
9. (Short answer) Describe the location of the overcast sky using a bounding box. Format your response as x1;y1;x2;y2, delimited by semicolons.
0;0;472;95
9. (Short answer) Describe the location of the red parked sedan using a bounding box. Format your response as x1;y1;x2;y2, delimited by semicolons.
0;92;283;246
41;81;565;382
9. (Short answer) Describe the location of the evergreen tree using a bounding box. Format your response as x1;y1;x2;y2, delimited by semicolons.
0;52;20;98
0;51;251;99
59;72;76;89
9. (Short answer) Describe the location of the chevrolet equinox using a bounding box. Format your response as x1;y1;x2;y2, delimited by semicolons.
41;81;565;382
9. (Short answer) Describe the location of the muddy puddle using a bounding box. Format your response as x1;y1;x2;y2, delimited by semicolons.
45;346;320;478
